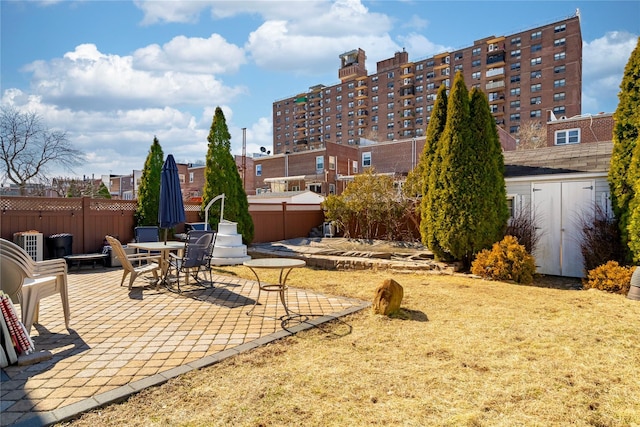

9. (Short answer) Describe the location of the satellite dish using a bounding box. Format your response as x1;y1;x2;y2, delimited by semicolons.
260;147;266;153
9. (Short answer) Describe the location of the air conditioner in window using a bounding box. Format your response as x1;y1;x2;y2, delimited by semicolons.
536;101;542;104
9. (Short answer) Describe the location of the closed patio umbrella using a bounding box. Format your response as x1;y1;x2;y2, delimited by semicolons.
158;154;186;243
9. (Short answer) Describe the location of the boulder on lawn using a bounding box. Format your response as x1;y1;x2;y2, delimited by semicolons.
372;278;403;315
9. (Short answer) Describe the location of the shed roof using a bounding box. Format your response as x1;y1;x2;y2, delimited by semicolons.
503;142;613;177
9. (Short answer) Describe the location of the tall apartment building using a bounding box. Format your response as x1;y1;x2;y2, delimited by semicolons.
272;12;582;155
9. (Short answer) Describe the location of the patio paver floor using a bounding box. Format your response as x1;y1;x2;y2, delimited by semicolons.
0;267;368;426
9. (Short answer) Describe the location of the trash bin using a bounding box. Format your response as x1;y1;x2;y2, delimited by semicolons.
46;233;73;259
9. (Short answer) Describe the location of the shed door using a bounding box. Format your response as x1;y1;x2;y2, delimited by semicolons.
532;181;594;277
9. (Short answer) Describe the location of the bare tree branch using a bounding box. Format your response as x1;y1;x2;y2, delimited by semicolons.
0;106;84;194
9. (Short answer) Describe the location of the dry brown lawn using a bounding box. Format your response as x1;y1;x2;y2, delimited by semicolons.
61;267;640;427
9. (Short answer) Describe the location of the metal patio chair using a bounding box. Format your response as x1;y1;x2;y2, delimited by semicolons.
163;230;214;293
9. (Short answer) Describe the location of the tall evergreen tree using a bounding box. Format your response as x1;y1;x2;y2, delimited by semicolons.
432;72;483;267
202;107;254;243
468;87;509;247
615;37;640;261
417;84;448;259
135;136;164;226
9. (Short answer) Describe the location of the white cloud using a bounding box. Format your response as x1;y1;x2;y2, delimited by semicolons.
132;34;246;74
582;31;637;113
395;33;451;59
21;43;248;111
134;0;212;25
402;14;429;31
246;20;399;75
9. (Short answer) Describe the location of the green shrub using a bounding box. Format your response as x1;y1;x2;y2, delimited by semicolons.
583;261;636;294
471;235;536;284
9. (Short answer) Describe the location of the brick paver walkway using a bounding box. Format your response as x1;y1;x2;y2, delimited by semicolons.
0;267;368;426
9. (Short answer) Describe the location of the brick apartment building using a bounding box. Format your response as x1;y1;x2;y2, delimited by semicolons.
273;12;582;153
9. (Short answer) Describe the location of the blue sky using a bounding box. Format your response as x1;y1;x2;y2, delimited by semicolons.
1;0;638;179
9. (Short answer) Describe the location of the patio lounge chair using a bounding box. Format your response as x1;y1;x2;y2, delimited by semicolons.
163;230;214;293
0;238;70;333
105;236;162;289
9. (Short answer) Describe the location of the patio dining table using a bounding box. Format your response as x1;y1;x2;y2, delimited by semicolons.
127;241;184;284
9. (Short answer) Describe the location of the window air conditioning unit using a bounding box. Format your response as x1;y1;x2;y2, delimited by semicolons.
536;101;542;104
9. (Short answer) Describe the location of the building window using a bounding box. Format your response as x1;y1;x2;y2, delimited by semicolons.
362;152;371;167
554;52;566;61
510;88;521;96
472;47;481;56
472;71;481;80
554;24;566;33
555;128;580;145
531;43;542;52
510;113;520;121
510;100;520;108
189;172;194;183
553;106;566;114
554;92;566;101
255;164;262;176
511;36;521;45
554;65;566;74
531;70;542;79
531;83;542;92
554;38;566;47
472;59;481;67
554;78;566;88
511;49;521;58
510;62;521;71
530;57;542;66
531;31;542;40
510;75;521;83
530;110;542;118
510;125;520;134
530;96;542;105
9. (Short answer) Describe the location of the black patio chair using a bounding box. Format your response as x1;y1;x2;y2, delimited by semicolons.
163;230;214;293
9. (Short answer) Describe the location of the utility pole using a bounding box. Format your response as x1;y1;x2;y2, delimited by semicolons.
242;127;247;190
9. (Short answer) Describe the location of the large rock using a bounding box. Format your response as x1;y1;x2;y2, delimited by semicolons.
372;278;403;315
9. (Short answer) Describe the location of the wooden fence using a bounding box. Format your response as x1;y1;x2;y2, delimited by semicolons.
0;197;325;257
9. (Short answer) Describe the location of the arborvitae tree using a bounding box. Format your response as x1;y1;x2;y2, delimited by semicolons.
417;84;449;259
97;182;111;199
431;72;477;267
616;37;640;261
405;83;448;198
202;107;254;243
468;87;509;248
135;136;164;226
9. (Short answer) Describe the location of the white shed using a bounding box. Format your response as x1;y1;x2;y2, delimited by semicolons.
504;142;612;278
